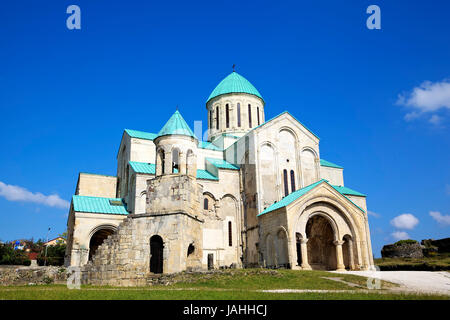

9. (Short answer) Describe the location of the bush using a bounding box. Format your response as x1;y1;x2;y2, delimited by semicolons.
0;243;32;265
394;239;418;246
37;244;66;266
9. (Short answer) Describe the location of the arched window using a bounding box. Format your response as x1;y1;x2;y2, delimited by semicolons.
216;106;219;130
290;170;296;192
204;198;209;210
209;110;213;130
226;104;230;128
283;169;289;197
172;149;179;173
248;104;252;127
257;107;260;126
228;221;232;247
237;103;241;127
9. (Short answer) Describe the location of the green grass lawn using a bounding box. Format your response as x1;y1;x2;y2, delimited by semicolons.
0;269;448;300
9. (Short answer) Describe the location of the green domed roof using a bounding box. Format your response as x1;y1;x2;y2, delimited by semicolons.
157;110;197;139
207;72;263;103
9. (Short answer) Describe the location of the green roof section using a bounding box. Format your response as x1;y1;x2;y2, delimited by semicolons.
259;180;326;216
207;72;263;103
129;161;217;180
197;169;219;181
198;141;222;151
258;179;365;216
331;185;366;197
125;129;158;141
129;161;155;175
320;159;343;169
157;110;197;139
72;195;128;215
206;158;239;170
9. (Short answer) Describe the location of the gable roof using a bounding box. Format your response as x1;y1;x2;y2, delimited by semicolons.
207;72;263;103
248;111;319;140
129;161;156;174
157;110;197;139
258;179;365;216
125;129;158;141
72;195;129;215
206;158;240;170
320;159;344;169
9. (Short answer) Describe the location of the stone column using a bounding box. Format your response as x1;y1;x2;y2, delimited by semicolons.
164;151;172;174
334;240;346;271
179;152;186;174
300;239;311;270
347;238;355;270
156;151;162;176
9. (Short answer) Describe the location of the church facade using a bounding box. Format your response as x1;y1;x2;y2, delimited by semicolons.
65;71;374;285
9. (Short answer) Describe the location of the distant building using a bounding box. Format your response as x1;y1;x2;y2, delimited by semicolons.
44;237;66;246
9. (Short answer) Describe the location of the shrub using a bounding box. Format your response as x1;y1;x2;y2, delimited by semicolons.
394;239;418;246
0;243;32;265
37;244;66;266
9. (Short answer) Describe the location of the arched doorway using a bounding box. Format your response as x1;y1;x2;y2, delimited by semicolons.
150;235;164;274
306;215;336;270
89;228;115;261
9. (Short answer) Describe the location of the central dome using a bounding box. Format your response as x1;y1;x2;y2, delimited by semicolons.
207;72;263;103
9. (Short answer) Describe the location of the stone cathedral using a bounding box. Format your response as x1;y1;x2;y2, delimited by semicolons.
65;71;375;285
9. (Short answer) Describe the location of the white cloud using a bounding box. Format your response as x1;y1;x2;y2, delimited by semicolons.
0;181;69;209
429;211;450;226
397;79;450;112
368;210;381;218
429;114;443;126
391;231;410;240
390;213;419;230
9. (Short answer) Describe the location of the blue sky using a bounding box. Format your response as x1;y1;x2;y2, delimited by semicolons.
0;0;449;257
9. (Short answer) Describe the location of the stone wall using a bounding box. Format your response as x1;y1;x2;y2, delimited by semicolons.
381;242;424;259
0;266;68;286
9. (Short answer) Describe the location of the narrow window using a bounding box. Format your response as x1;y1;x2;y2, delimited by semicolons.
172;149;179;173
257;107;260;126
226;104;230;128
216;106;219;130
248;104;252;127
283;169;289;197
161;151;165;174
209;110;213;129
290;170;296;192
228;221;232;246
204;198;208;210
237;103;241;127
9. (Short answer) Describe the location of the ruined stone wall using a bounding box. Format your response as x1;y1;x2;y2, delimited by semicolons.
82;213;204;286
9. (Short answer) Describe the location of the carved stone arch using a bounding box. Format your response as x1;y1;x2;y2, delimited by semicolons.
300;147;319;187
258;141;279;208
88;224;118;261
292;195;364;268
278;126;299;142
275;226;290;267
202;191;216;212
264;232;275;267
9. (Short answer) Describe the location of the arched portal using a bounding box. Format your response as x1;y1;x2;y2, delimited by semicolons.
306;215;336;270
150;235;164;274
89;228;115;261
